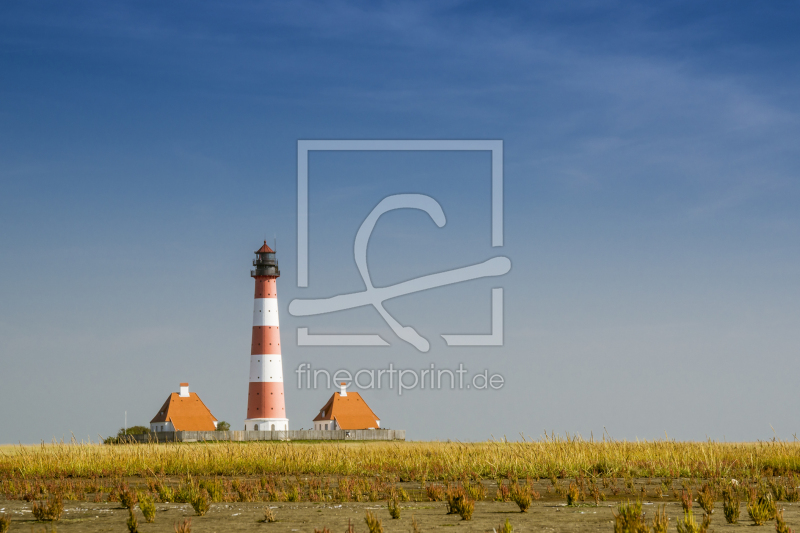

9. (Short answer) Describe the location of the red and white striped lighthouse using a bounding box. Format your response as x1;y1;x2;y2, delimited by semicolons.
244;241;289;431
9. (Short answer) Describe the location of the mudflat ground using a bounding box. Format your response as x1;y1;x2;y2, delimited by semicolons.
2;498;798;532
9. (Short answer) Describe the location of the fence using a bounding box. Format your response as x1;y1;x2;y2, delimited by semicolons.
120;429;405;443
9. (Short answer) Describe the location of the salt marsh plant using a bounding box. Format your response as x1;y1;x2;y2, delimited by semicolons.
139;493;156;523
412;515;421;533
612;500;647;533
495;518;513;533
119;485;137;509
0;514;10;533
388;498;401;519
174;518;192;533
261;508;277;523
364;511;383;533
445;486;474;520
198;479;223;502
190;489;210;516
494;481;510;502
155;482;175;503
722;486;740;524
32;495;63;521
126;508;139;533
465;482;487;501
566;483;580;506
426;483;445;501
747;490;776;525
696;483;714;515
651;505;668;533
675;510;700;533
776;509;795;533
680;488;692;512
509;482;531;512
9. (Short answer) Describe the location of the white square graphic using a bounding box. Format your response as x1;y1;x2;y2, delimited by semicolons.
291;140;507;352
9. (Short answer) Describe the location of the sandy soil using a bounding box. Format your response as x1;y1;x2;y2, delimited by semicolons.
2;499;797;532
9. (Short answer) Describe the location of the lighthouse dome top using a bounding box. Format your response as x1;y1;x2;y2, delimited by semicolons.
256;241;274;254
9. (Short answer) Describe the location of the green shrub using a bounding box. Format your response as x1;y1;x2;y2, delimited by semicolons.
651;505;668;533
509;483;531;512
126;508;139;533
190;490;210;516
155;483;174;503
465;482;486;501
496;518;513;533
199;480;223;502
445;487;474;520
364;511;383;533
676;510;700;533
722;486;740;524
426;483;445;501
261;508;277;523
119;486;137;509
139;494;156;523
566;483;580;506
494;481;510;502
32;496;63;522
747;493;776;525
388;498;401;519
776;508;794;533
612;500;647;533
696;483;714;515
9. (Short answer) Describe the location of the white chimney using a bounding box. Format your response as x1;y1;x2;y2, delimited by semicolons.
339;382;347;397
179;383;190;397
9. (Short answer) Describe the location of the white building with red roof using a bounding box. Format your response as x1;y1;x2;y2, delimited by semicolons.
150;383;218;432
312;383;380;430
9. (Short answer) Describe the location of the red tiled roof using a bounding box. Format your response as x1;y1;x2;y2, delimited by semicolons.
312;392;380;430
256;241;274;253
150;392;218;431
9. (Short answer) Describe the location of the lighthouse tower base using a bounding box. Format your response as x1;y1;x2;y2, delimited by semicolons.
244;418;289;431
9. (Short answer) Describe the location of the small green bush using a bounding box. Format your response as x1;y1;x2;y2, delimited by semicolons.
776;508;794;533
509;483;531;513
747;493;776;526
676;510;700;533
651;505;668;533
139;494;156;523
32;496;63;522
388;498;401;519
613;500;647;533
566;483;580;506
697;483;714;515
722;486;740;524
364;511;383;533
190;490;210;516
126;508;139;533
495;518;513;533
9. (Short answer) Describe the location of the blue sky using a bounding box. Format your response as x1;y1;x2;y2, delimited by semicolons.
1;1;799;443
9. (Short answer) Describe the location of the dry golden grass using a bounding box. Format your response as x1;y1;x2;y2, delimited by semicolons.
2;438;800;480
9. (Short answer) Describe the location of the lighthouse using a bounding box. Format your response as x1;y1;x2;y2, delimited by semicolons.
244;241;289;431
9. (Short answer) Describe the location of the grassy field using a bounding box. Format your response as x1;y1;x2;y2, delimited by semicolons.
2;437;800;479
3;439;800;531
